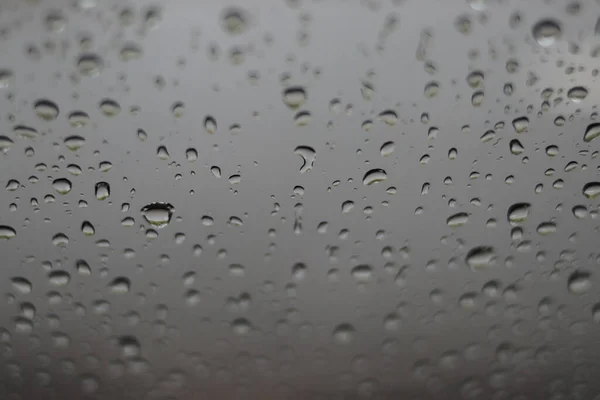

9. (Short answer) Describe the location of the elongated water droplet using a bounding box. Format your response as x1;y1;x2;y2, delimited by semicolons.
120;43;143;61
48;271;70;287
584;123;600;143
363;169;387;185
68;111;90;127
378;110;397;125
447;212;468;227
537;221;556;235
583;182;600;199
204;116;217;133
351;265;373;282
0;225;16;240
11;277;32;294
465;246;495;270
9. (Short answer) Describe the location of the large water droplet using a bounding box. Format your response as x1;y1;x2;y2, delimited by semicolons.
447;212;469;227
532;19;561;47
0;225;16;240
568;271;591;295
333;323;356;344
583;182;600;199
48;271;71;287
141;202;174;228
77;53;103;76
52;178;72;195
465;246;495;270
11;277;32;294
507;203;531;224
294;146;316;173
584;123;600;143
567;86;588;103
109;277;131;294
34;99;59;120
282;86;306;109
95;182;110;200
363;169;387;185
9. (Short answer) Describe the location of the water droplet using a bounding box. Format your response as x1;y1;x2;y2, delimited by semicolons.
378;110;397;125
0;225;16;240
512;117;529;133
52;233;69;247
81;221;95;236
424;81;439;98
471;91;484;107
231;318;252;335
466;70;484;88
572;205;588;219
532;19;561;47
380;141;395;156
0;69;14;88
583;182;600;199
333;323;356;344
204;115;217;133
48;271;70;287
0;136;14;150
294;146;316;173
68;111;90;127
509;139;524;155
64;135;86;151
351;265;373;282
584;123;600;143
95;182;110;200
282;86;306;109
363;169;387;185
447;212;468;227
294;111;312;126
507;203;531;224
210;166;222;177
545;145;559;157
99;99;121;116
141;202;174;228
567;86;588;102
568;271;591;295
14;125;38;139
11;277;32;294
77;53;103;76
465;246;495;270
157;145;170;160
222;8;247;34
467;0;487;11
52;178;72;195
342;200;354;213
109;277;131;294
119;43;143;61
34;99;59;120
186;148;198;161
537;221;557;235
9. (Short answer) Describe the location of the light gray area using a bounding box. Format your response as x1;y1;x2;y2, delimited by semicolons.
1;0;600;398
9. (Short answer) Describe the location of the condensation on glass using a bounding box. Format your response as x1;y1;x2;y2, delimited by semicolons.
0;0;599;398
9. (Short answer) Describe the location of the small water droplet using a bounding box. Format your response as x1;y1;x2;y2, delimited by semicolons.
447;212;469;227
81;221;95;236
77;53;103;77
380;141;395;156
204;115;217;133
99;99;121;117
64;135;86;151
